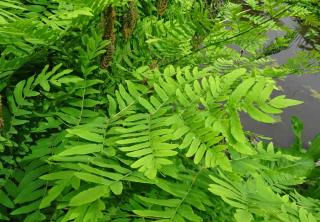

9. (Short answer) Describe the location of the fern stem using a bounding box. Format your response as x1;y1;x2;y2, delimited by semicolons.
170;167;204;221
77;78;87;125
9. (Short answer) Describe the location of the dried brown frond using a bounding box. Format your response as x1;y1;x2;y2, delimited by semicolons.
157;0;168;16
101;6;116;69
122;1;139;40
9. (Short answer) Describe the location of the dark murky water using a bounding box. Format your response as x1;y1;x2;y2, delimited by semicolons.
242;18;320;147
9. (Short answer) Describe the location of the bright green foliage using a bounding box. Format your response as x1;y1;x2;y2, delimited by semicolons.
0;0;319;221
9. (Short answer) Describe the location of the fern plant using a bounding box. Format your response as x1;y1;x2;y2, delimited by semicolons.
0;0;319;221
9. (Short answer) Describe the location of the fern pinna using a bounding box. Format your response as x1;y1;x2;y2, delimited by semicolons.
0;0;320;221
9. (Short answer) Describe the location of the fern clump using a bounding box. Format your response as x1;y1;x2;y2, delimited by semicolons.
0;0;319;221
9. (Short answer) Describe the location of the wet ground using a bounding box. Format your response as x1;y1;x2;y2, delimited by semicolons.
242;18;320;147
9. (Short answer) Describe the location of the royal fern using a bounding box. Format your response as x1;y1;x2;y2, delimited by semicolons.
0;0;319;221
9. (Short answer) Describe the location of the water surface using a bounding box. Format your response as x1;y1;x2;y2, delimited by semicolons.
242;18;320;147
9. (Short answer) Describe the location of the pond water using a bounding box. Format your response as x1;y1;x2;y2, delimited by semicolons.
242;18;320;147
